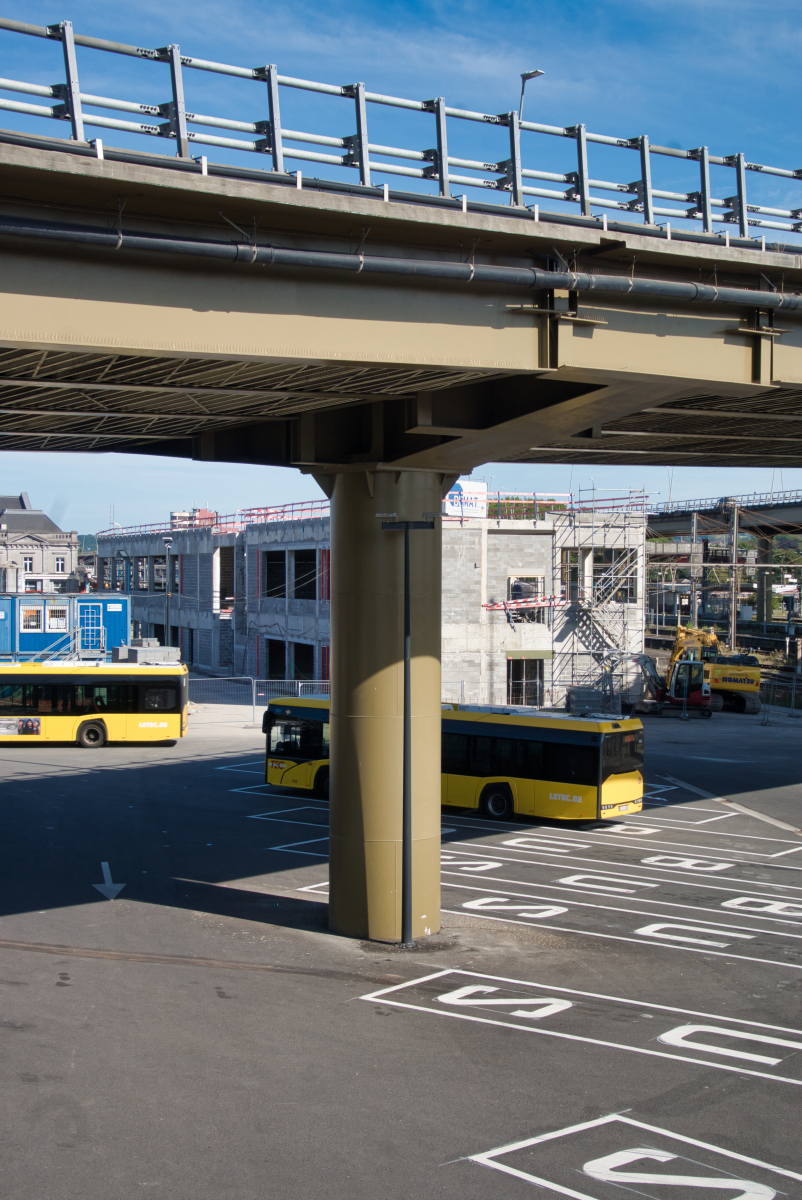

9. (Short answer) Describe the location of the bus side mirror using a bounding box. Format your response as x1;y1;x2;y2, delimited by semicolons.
262;712;271;734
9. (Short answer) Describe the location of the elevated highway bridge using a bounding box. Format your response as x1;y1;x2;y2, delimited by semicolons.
2;16;802;942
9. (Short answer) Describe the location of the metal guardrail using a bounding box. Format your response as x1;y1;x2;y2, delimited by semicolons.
651;489;802;516
0;17;799;243
97;500;330;539
188;677;330;723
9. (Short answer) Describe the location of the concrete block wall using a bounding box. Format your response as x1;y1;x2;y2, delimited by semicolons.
100;509;646;696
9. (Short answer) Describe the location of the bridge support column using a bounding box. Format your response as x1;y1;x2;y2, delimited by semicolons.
756;535;773;625
326;470;443;941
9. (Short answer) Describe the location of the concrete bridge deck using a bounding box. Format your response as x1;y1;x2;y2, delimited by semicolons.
0;138;800;475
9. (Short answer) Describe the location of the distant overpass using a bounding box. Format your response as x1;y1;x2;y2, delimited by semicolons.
648;489;802;539
2;16;802;942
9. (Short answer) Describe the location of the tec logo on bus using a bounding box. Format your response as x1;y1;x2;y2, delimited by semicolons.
550;792;583;804
269;760;288;770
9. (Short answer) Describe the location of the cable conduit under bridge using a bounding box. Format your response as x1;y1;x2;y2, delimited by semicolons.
1;216;801;313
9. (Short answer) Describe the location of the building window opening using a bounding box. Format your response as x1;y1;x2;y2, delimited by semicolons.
136;557;149;591
561;550;580;602
262;551;286;598
293;549;317;600
219;546;234;609
507;658;543;707
54;556;65;574
46;606;68;632
170;555;180;592
24;579;42;592
319;549;330;601
267;639;286;680
593;547;637;604
290;641;314;680
153;556;166;592
23;556;33;572
21;605;42;631
507;575;545;623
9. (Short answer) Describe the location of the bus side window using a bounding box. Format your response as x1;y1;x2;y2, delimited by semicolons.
0;685;23;713
471;735;493;777
494;737;526;776
321;722;330;757
442;732;469;774
547;742;598;786
143;687;177;711
526;740;544;778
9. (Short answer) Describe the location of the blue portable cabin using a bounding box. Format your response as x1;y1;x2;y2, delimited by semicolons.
0;594;130;659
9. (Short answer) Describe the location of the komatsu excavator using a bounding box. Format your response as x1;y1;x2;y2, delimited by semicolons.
668;626;762;714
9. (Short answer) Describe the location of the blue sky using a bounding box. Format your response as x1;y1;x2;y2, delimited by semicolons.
2;1;802;529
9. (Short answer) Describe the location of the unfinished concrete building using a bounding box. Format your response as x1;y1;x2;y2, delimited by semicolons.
441;509;646;708
97;501;645;704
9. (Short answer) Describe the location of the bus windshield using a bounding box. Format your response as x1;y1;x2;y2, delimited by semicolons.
602;728;644;780
269;716;329;760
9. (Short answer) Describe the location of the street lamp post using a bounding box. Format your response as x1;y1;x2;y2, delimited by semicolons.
519;68;544;121
162;535;173;647
382;517;435;947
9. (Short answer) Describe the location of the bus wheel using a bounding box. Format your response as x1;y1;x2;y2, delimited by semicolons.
314;770;330;800
77;722;106;748
481;786;514;820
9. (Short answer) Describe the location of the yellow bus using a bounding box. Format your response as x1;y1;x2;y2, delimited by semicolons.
0;662;188;746
263;698;643;820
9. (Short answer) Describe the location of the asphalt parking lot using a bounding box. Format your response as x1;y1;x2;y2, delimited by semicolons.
0;711;800;1199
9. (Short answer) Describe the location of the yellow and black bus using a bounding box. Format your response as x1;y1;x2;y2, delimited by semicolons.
263;697;643;819
0;662;188;746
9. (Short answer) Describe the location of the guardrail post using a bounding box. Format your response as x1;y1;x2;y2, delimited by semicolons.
574;124;590;216
252;676;256;725
725;152;749;237
266;64;284;173
48;20;84;142
352;82;371;186
638;135;654;225
434;97;449;198
507;110;523;206
697;146;712;233
162;44;190;158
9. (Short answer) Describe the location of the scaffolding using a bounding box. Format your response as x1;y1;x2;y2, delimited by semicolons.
548;493;645;712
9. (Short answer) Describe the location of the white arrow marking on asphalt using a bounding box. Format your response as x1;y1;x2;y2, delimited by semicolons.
92;862;125;900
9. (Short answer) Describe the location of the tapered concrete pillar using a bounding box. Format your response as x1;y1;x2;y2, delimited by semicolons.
327;470;443;941
756;535;773;625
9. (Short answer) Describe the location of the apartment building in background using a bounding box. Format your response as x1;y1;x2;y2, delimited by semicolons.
97;496;646;707
0;493;80;593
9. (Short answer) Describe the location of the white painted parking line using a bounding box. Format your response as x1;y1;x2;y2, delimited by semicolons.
440;868;802;930
247;805;327;818
360;968;802;1084
297;881;329;894
660;773;802;833
633;922;756;948
467;1113;802;1196
443;880;802;969
458;840;802;887
723;896;802;916
445;877;802;944
215;760;265;773
556;872;660;894
443;905;802;970
270;836;329;857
